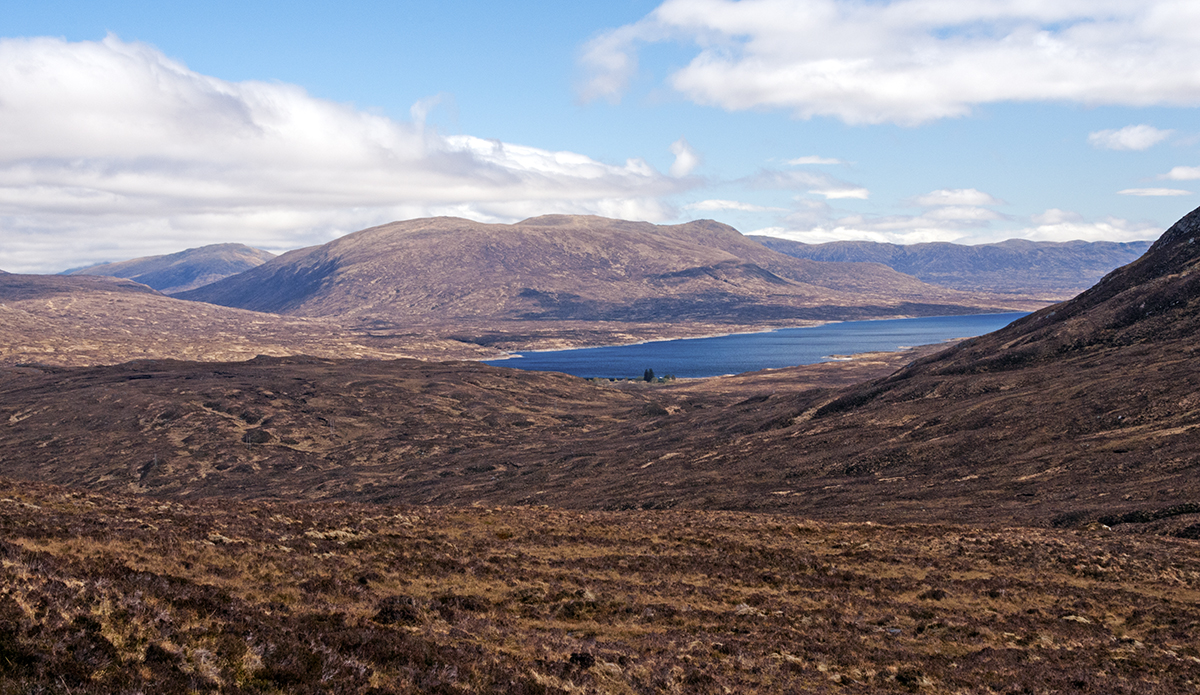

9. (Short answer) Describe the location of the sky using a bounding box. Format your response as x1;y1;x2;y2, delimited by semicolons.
4;0;1200;273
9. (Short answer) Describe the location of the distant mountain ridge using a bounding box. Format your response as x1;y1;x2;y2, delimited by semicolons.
0;272;493;366
67;243;275;294
178;215;1032;333
751;236;1152;297
3;209;1200;528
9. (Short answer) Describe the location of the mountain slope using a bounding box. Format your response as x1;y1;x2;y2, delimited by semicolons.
68;243;276;294
3;210;1197;527
179;216;1032;331
752;235;1152;297
0;273;494;366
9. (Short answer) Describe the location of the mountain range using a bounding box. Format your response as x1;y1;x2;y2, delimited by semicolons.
3;209;1198;530
2;210;1199;693
178;216;1035;341
752;236;1152;297
66;243;276;294
2;217;1059;364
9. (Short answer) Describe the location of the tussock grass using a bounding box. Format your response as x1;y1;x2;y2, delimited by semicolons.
1;479;1198;693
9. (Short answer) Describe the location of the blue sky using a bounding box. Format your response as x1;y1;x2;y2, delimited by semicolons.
3;0;1200;272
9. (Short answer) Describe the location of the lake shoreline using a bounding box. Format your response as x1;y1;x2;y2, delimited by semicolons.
483;312;1029;379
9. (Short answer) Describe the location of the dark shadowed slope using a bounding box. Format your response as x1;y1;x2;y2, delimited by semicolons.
178;216;1034;330
67;243;276;294
753;235;1152;297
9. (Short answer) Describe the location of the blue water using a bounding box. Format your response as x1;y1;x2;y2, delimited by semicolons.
484;312;1028;379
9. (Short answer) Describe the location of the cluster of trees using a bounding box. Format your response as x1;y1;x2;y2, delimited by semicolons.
643;369;675;383
588;369;675;384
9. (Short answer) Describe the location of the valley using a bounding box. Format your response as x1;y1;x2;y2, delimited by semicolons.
0;211;1197;693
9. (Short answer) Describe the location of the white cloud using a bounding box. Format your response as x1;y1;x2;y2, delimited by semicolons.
816;187;869;200
1088;125;1173;151
745;169;869;199
687;199;786;212
1160;166;1200;181
923;206;1005;222
580;0;1200;125
787;156;844;165
752;221;965;245
0;35;692;273
752;205;1155;245
1016;214;1161;243
1031;208;1084;225
1118;187;1191;196
912;188;1004;207
669;137;702;177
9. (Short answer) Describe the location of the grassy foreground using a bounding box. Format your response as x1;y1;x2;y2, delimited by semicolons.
1;478;1198;694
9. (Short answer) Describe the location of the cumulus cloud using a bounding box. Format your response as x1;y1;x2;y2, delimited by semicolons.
669;137;702;177
580;0;1200;125
751;204;1154;245
1118;188;1191;196
752;219;969;245
912;188;1004;207
1016;212;1161;242
0;35;691;273
1031;208;1084;225
1160;166;1200;181
1088;125;1173;151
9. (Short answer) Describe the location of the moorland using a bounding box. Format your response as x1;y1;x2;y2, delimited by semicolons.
1;212;1198;693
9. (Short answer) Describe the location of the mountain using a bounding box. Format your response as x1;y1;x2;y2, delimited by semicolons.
178;216;1036;342
67;243;276;294
0;273;495;367
3;213;1198;694
752;235;1152;297
5;208;1200;529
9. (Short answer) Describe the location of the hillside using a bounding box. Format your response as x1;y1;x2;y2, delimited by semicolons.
1;476;1196;694
3;208;1200;528
0;273;494;367
752;236;1152;298
67;243;276;294
178;217;1036;345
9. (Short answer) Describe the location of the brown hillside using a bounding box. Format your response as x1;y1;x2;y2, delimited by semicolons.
4;205;1200;527
178;216;1036;336
0;273;495;367
1;476;1197;694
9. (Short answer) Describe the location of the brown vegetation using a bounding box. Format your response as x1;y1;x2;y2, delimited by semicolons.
2;209;1199;691
0;274;497;367
2;477;1198;694
179;216;1040;342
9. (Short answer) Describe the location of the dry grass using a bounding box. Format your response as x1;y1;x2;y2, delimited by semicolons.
1;478;1198;693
